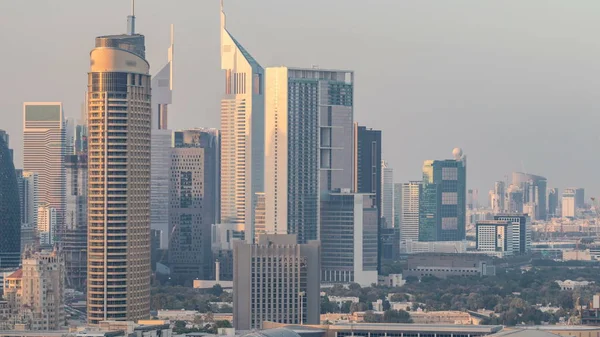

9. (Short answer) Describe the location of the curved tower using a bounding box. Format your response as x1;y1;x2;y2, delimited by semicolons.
87;5;151;324
220;0;265;242
0;132;21;269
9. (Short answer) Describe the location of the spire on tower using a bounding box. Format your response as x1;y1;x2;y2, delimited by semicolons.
127;0;136;35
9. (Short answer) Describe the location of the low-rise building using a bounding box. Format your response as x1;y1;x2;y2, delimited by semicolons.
404;253;495;279
555;280;593;291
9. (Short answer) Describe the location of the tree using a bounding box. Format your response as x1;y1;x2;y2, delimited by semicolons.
341;301;352;313
382;300;391;311
209;284;224;297
390;293;409;302
364;311;381;323
383;309;413;323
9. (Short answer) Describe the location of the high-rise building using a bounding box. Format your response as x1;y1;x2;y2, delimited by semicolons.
506;184;524;214
354;125;382;221
493;214;531;254
63;134;88;291
393;183;402;228
562;188;576;219
0;131;21;269
419;148;467;242
169;129;220;283
381;161;394;228
264;67;354;243
575;188;585;209
400;181;421;242
23;102;65;242
4;249;65;331
151;25;174;249
16;170;39;252
220;2;265;243
475;220;513;257
512;172;547;220
87;8;151;324
37;206;57;246
233;234;320;330
548;188;559;218
320;190;378;286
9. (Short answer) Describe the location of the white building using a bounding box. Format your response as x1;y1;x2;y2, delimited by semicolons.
37;206;56;246
381;161;394;228
476;220;514;257
400;182;421;243
150;25;174;249
404;240;470;254
562;189;576;219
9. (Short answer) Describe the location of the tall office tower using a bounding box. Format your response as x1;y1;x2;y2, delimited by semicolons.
23;102;66;242
0;130;13;159
493;214;531;254
467;189;474;210
419;148;467;241
575;188;585;209
562;188;576;219
63;132;88;291
475;220;513;257
220;2;265;243
233;234;320;330
0;131;21;269
320;190;378;286
381;161;394;227
86;7;151;324
5;249;65;330
506;184;524;213
393;183;402;228
495;181;505;211
264;67;354;243
169;129;220;283
400;181;422;242
548;188;559;218
16;170;39;253
354;125;382;223
512;172;547;220
173;128;220;225
151;25;174;249
38;206;57;246
253;192;266;242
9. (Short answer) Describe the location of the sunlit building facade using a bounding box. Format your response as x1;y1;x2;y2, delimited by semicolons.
86;11;151;324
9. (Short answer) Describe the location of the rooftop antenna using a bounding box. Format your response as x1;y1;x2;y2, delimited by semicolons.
127;0;136;35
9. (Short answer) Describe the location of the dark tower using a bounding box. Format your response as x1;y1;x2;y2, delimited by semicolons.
0;133;21;268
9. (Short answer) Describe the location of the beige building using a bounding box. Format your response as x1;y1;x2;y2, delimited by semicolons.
86;11;151;324
3;249;65;331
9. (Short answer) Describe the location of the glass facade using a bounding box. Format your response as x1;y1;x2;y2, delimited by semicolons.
0;134;21;268
420;158;467;241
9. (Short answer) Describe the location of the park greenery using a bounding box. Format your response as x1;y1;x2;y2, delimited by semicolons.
151;284;232;313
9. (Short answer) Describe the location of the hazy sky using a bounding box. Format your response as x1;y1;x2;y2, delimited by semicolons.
1;1;600;200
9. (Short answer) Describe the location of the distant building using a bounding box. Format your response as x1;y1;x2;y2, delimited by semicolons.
400;181;421;242
476;220;513;257
403;240;470;254
506;184;524;214
555;280;593;291
548;188;559;218
4;249;65;330
393;183;402;228
512;172;547;220
320;190;378;286
381;161;394;228
491;181;505;214
420;148;467;242
0;132;21;269
233;234;320;330
562;189;576;219
404;253;495;279
493;214;531;254
37;206;57;246
575;188;585;209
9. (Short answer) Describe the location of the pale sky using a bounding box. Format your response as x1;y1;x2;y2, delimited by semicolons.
1;0;599;200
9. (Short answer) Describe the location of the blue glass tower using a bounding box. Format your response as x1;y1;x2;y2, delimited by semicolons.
0;131;21;268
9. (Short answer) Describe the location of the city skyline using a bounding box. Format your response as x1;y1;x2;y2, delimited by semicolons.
2;1;600;196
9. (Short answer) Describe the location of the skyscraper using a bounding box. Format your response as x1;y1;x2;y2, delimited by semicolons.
393;183;402;228
476;220;513;257
562;188;576;219
169;129;220;283
23;102;65;242
16;170;39;252
320;190;378;286
400;181;422;242
548;188;559;218
420;148;467;242
233;234;320;330
37;206;57;246
264;67;354;243
575;188;585;209
354;125;382;222
512;172;547;221
493;214;531;254
220;2;265;242
87;7;151;324
381;160;394;227
150;25;174;249
63;124;88;291
0;131;21;269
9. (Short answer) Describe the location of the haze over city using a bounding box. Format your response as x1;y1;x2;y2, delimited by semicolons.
2;0;599;195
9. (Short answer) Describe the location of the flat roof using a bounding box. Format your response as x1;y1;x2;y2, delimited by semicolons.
327;323;503;333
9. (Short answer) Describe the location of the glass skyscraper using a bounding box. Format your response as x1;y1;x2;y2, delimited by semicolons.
0;130;21;269
419;148;467;241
